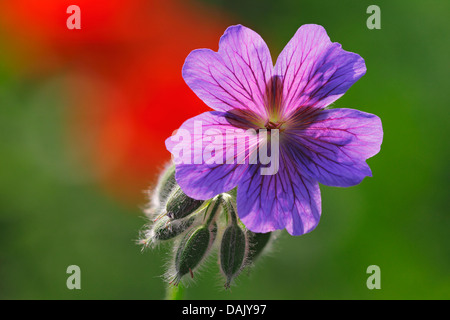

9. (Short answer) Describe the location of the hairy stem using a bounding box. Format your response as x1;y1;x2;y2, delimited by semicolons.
165;283;185;300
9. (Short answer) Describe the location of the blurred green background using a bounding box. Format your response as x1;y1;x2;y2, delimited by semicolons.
1;0;449;299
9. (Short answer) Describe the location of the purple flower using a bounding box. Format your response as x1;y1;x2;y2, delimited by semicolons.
165;24;383;236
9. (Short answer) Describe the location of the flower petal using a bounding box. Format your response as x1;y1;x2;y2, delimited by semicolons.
165;111;260;200
236;151;321;236
274;24;366;117
182;24;273;119
286;108;383;187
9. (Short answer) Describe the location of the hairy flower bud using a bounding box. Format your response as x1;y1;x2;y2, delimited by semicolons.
151;215;196;242
220;223;247;288
143;175;275;289
166;186;204;220
247;231;272;264
156;164;176;204
139;215;197;248
171;223;216;285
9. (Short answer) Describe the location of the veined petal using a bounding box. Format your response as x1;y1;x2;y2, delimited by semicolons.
286;108;383;187
182;24;273;119
274;24;366;118
236;149;321;236
165;111;261;200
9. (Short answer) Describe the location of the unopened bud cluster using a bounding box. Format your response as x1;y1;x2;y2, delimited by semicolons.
140;163;275;288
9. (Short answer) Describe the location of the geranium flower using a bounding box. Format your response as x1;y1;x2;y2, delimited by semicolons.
166;24;383;236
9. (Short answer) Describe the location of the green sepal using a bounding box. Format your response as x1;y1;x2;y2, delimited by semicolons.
220;224;247;288
156;164;176;204
247;231;271;263
166;186;204;220
152;215;196;241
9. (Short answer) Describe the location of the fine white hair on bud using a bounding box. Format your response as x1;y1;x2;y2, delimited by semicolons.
140;215;198;249
155;163;176;205
143;162;176;220
165;186;205;220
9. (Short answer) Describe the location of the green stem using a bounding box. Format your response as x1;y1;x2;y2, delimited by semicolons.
165;283;185;300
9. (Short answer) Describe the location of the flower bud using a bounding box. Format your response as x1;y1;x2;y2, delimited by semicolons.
220;223;247;288
166;186;204;220
172;224;215;285
156;164;176;204
151;215;196;242
246;231;271;264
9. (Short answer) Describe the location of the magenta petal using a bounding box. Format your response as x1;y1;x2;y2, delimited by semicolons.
182;25;273;118
165;111;259;200
236;156;321;236
286;108;383;187
274;24;366;117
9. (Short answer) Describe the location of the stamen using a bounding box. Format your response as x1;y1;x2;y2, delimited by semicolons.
264;120;285;132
